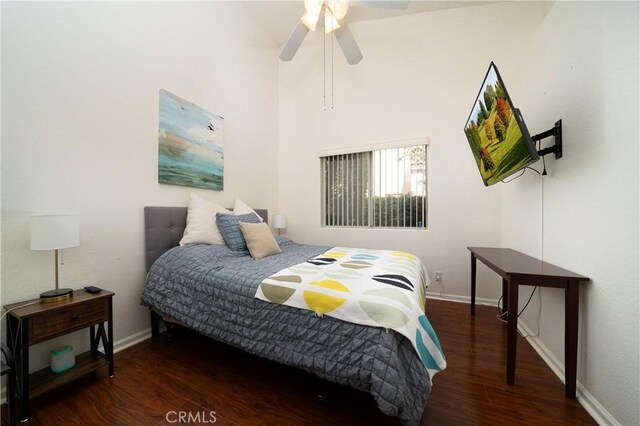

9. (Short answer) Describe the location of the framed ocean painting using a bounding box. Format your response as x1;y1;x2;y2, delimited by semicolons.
158;89;224;190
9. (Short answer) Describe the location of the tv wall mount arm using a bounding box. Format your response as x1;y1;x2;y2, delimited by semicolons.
533;119;562;159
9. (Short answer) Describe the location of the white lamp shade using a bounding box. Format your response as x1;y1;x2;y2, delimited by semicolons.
273;214;287;229
31;215;80;250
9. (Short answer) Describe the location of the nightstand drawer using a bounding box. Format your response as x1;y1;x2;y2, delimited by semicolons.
30;299;108;345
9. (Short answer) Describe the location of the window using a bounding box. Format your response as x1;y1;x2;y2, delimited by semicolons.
321;143;427;229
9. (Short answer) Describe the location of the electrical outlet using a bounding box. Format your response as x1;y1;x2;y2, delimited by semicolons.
435;272;442;282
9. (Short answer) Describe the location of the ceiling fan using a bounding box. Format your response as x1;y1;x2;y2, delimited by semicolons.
279;0;410;65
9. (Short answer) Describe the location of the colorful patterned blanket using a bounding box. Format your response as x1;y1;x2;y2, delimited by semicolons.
255;246;447;378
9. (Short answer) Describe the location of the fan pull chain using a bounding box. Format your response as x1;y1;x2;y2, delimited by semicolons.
323;24;327;111
331;13;334;110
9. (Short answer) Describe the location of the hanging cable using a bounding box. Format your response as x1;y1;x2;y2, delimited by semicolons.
519;155;546;336
500;168;526;183
541;172;544;262
517;156;546;336
496;286;538;324
497;143;546;334
519;157;546;337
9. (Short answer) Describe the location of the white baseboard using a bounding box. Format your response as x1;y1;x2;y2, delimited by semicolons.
93;328;152;358
426;291;499;307
113;328;152;354
517;321;618;426
427;291;617;426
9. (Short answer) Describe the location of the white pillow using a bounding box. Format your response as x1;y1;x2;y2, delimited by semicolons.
180;193;231;245
233;199;264;222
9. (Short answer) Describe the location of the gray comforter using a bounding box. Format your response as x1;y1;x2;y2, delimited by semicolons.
140;238;431;425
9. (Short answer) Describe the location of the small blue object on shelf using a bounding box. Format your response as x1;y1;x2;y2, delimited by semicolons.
51;345;75;373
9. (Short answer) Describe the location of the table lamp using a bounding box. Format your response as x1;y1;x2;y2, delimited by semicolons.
31;215;80;303
273;214;286;236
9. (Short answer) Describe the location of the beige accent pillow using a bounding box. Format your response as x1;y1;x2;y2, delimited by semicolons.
239;222;281;259
233;199;264;222
180;193;231;245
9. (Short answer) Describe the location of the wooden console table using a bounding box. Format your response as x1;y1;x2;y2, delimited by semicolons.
468;247;589;398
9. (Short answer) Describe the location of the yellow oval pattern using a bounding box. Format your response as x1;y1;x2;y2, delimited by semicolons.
324;251;348;259
303;292;347;314
304;279;350;314
392;251;417;260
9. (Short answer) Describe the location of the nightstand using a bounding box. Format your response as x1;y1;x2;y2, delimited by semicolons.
4;289;114;422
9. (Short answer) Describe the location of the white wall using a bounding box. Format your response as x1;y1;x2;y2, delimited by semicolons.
278;2;639;425
2;1;638;424
277;2;545;301
500;2;639;425
1;2;279;369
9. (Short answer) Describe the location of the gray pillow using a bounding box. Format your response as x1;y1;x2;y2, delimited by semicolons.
216;213;261;251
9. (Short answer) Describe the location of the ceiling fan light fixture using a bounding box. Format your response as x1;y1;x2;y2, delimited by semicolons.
327;0;350;20
279;0;371;67
324;9;341;34
301;11;321;31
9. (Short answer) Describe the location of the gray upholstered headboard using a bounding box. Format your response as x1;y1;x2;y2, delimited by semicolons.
144;206;268;272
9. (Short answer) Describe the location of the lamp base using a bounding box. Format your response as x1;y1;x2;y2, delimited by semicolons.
40;288;73;304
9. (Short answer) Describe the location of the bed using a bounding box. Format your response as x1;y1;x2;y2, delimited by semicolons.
141;206;438;425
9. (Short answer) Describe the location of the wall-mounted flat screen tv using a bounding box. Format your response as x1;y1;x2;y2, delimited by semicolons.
464;62;539;186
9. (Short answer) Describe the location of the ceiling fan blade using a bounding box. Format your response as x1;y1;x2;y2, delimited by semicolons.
351;0;410;10
334;25;363;65
279;20;310;62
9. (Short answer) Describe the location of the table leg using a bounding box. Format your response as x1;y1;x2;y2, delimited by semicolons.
506;278;518;385
471;253;477;315
19;319;29;422
565;280;579;399
107;298;114;378
7;360;15;426
500;278;509;320
90;325;97;352
6;316;18;425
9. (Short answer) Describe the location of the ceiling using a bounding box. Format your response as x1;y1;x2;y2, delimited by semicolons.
242;1;494;48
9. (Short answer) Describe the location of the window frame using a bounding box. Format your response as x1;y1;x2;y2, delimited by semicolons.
320;138;429;230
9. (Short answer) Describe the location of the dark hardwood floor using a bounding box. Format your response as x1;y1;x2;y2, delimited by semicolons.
3;300;595;425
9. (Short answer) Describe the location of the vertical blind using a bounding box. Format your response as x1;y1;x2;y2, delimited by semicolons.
321;145;427;229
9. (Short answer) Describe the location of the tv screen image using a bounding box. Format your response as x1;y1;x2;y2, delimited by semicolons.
464;62;539;186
